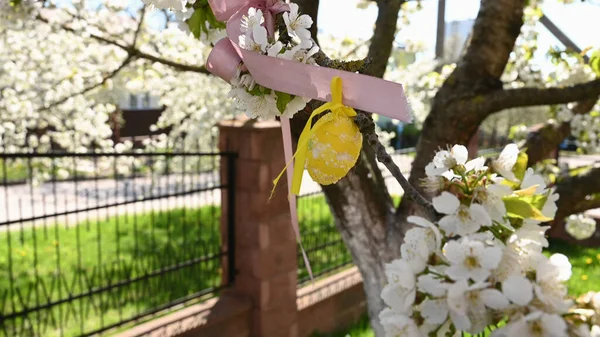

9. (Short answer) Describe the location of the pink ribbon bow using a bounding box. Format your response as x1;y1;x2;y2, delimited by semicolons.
206;0;412;281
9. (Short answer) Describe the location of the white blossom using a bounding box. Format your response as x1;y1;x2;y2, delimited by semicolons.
447;280;509;334
379;309;422;337
431;145;468;175
474;183;513;223
565;213;597;240
433;192;492;236
491;143;520;182
282;3;313;47
491;311;568;337
502;274;534;306
241;8;264;38
533;254;573;313
381;259;417;314
557;105;574;123
444;238;502;282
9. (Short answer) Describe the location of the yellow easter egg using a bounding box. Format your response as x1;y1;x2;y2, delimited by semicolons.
306;113;362;185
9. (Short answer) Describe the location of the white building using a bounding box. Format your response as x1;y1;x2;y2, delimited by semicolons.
443;19;475;62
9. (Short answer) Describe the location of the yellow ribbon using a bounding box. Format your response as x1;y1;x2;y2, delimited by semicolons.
270;76;358;199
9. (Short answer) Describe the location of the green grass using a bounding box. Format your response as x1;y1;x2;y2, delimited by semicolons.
547;239;600;296
296;194;402;283
0;207;223;337
0;159;29;183
0;192;357;337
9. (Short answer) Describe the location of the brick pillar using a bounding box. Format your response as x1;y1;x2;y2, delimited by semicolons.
219;117;298;337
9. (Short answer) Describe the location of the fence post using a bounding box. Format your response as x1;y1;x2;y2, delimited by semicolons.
226;153;237;285
219;118;299;337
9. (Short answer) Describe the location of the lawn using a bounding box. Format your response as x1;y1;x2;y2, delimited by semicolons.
0;207;224;337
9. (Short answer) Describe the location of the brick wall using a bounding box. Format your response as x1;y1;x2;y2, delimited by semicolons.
118;268;367;337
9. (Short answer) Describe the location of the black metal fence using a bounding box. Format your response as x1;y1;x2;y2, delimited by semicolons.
0;151;236;337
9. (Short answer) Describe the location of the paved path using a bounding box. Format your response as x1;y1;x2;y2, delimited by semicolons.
1;153;597;230
0;172;222;230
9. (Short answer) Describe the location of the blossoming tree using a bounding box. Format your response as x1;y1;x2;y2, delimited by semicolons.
6;0;600;336
0;0;235;156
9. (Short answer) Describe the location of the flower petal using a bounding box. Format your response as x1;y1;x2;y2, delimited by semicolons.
550;253;572;282
502;274;533;306
446;264;471;281
481;289;509;310
469;268;491;283
433;192;460;215
470;203;492;227
465;157;487;172
252;25;267;47
451;145;469;165
540;313;568;336
480;246;503;269
421;299;449;325
407;215;435;229
444;240;465;264
380;284;416;314
498;144;519;169
439;215;459;236
450;310;471;331
295;14;313;29
417;274;447;297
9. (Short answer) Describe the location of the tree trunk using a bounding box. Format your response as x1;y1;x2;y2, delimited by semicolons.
290;1;528;335
321;147;399;336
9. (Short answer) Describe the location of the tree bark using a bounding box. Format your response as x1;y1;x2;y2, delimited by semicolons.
525;99;598;165
551;166;600;242
365;0;404;77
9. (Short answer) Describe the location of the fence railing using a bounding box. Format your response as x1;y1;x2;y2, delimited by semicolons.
0;151;236;337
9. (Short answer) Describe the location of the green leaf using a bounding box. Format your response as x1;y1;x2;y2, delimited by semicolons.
275;91;293;114
591;50;600;77
246;85;263;96
521;193;549;212
512;151;529;182
205;8;226;30
504;195;552;222
188;9;207;39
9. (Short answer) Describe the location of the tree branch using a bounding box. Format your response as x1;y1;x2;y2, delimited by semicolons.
481;79;600;113
365;0;404;78
441;0;526;95
132;7;147;47
36;14;210;74
354;112;436;218
555;165;600;219
43;56;136;110
525;99;598;165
